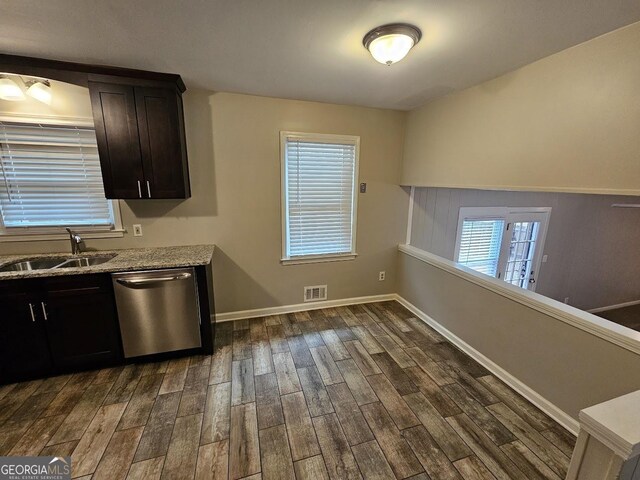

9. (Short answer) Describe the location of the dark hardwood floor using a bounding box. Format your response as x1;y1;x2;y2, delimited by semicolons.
0;301;576;479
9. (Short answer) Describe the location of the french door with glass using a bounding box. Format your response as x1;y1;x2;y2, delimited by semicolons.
455;207;550;291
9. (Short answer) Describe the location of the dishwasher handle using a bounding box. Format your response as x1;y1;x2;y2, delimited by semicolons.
116;272;192;287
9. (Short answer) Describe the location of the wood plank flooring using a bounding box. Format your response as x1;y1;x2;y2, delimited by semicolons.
0;301;576;479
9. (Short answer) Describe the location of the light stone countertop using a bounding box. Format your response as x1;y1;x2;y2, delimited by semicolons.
0;244;215;281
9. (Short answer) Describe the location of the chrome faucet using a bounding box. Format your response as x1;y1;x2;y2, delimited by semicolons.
65;227;83;255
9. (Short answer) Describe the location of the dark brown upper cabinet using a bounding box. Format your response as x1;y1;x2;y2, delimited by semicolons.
0;54;191;200
90;82;190;199
135;87;190;199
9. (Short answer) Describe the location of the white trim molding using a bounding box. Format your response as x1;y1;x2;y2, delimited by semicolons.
213;293;396;323
399;243;640;355
397;182;640;197
405;186;415;245
395;294;580;435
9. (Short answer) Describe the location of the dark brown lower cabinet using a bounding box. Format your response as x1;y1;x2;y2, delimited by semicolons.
43;275;121;370
0;286;53;381
0;275;122;384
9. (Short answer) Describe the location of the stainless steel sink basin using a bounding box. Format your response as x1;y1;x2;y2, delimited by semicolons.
0;258;67;272
0;253;116;272
56;255;116;268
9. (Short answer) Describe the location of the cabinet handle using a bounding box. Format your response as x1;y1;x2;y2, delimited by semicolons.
41;302;48;321
28;303;36;322
146;180;151;198
137;180;142;198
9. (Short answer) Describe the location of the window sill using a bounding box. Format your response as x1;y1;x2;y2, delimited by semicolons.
281;253;357;265
0;229;126;243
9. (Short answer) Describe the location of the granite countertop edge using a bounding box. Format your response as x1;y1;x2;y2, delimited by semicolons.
0;244;215;281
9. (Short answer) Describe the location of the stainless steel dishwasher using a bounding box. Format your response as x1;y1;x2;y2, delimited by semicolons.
112;267;202;358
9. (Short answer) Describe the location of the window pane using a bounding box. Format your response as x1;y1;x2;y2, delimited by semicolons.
0;121;113;228
285;137;356;257
456;219;505;276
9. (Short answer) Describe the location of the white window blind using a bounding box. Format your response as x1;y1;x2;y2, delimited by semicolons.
282;133;358;259
0;120;113;229
456;218;505;276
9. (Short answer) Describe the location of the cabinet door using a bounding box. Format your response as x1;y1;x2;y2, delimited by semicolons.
0;286;52;383
43;275;122;370
135;87;191;199
89;81;145;199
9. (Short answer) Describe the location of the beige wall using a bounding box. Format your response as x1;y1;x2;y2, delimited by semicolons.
397;252;640;420
402;21;640;195
0;91;409;314
409;187;640;311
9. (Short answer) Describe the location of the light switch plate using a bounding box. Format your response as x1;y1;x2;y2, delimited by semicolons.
133;224;143;237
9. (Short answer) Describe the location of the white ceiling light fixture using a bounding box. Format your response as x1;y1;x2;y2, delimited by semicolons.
363;23;422;66
25;79;52;105
0;75;25;101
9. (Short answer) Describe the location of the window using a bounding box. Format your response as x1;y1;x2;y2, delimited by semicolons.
456;218;505;276
0;118;122;240
281;132;359;264
454;207;550;291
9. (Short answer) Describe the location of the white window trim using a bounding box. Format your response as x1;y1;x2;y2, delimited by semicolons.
0;113;124;242
280;131;360;265
454;206;551;290
453;207;511;262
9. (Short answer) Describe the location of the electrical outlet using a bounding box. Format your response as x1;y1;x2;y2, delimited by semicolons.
133;224;143;237
542;254;548;263
564;297;570;304
378;271;386;281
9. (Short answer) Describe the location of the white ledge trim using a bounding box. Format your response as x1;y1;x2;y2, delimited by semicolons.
397;182;640;197
398;244;640;356
579;390;640;459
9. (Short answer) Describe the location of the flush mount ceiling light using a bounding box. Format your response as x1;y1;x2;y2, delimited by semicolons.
25;79;52;105
363;23;421;66
0;75;25;101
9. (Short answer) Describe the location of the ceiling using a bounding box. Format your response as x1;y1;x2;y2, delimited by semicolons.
1;0;639;110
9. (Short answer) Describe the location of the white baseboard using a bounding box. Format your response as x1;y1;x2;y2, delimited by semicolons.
212;293;396;323
588;299;640;314
395;295;580;435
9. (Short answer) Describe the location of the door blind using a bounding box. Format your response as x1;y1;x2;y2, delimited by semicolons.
456;218;505;276
0;120;113;228
284;136;357;257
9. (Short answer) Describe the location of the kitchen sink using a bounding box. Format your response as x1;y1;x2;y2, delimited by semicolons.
56;255;116;268
0;258;68;272
0;254;116;272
